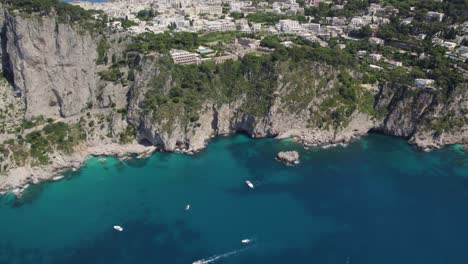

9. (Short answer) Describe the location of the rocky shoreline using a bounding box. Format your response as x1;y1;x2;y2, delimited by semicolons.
0;127;359;197
2;128;466;198
0;142;156;197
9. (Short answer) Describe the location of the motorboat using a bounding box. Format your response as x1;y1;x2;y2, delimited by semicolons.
245;180;254;189
241;239;251;244
185;204;191;211
52;176;64;181
192;260;206;264
113;225;123;232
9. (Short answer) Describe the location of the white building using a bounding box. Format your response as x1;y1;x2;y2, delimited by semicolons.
238;38;260;49
349;17;370;30
369;64;383;70
170;50;201;65
197;5;223;15
331;5;344;10
303;23;321;34
251;23;262;32
387;60;403;67
278;19;302;32
230;1;251;12
441;41;457;50
369;53;383;61
305;0;320;7
415;79;435;89
332;17;347;26
457;46;468;59
205;20;236;31
368;3;385;15
369;37;385;45
357;50;367;58
427;11;445;22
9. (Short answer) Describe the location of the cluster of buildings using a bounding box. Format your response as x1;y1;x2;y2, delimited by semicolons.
72;0;467;82
170;36;274;65
72;0;392;42
73;0;323;34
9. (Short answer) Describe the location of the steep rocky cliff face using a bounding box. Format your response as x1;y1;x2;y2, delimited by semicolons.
0;9;465;164
126;55;466;152
376;83;468;149
2;11;98;119
127;56;378;152
0;7;465;192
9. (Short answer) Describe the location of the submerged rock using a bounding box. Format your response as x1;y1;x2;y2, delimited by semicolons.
276;151;300;165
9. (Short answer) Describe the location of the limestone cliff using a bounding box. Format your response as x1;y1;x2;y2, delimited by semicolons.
376;83;468;149
0;8;465;179
0;4;466;194
126;57;370;152
2;11;98;119
127;55;466;152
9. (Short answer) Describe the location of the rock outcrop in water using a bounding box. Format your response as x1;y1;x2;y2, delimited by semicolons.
276;151;300;165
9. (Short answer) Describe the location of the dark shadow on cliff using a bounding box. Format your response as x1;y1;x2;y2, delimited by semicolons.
1;19;15;88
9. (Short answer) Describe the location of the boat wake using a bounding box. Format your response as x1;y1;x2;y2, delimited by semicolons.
192;246;251;264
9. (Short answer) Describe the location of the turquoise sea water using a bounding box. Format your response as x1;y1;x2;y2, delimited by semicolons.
0;134;467;264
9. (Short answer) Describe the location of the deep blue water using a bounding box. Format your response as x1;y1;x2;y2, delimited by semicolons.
0;134;467;264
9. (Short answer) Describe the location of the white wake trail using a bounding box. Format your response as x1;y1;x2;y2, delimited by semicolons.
193;246;251;264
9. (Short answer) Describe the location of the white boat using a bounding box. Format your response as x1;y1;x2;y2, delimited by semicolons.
52;176;64;181
192;260;206;264
185;204;191;211
113;225;123;232
241;239;251;244
245;180;254;189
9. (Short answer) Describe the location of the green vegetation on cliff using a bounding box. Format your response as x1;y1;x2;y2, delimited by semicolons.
4;0;103;31
137;42;373;132
127;32;200;54
96;38;111;65
0;122;84;168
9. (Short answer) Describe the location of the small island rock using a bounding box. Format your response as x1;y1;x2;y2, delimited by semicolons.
276;151;300;165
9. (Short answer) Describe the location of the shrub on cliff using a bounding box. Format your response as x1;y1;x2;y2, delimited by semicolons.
4;0;103;31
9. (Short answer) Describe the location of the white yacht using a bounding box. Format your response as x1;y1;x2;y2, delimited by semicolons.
245;180;254;189
113;225;123;232
241;239;251;244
